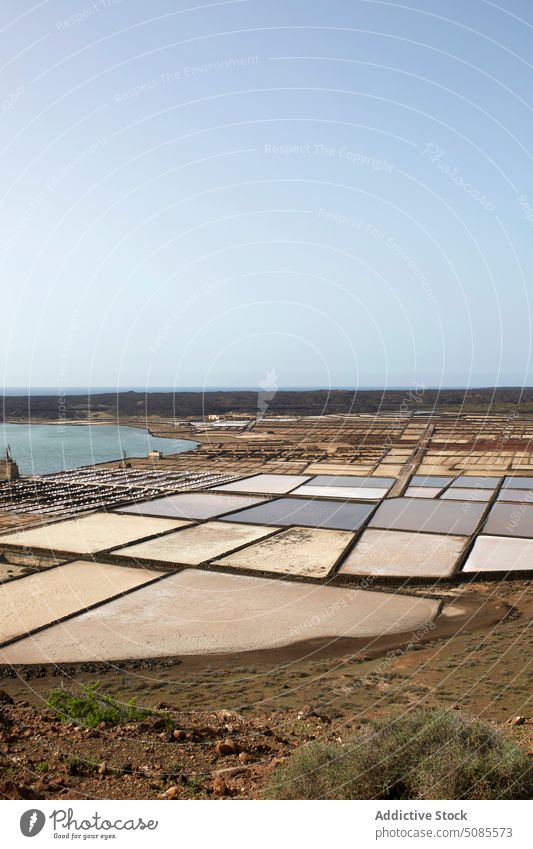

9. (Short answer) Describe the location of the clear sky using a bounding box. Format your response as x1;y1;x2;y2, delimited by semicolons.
1;0;532;391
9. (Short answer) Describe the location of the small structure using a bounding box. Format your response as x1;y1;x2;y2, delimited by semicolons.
148;449;163;460
1;446;20;482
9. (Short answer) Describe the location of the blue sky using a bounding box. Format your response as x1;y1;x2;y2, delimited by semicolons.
1;0;532;390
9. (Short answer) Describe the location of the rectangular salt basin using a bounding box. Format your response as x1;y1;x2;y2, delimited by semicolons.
339;529;466;579
440;488;492;502
0;560;162;645
410;476;453;488
463;536;533;573
115;492;268;520
219;497;374;531
0;513;189;554
450;476;500;489
212;474;310;494
482;503;533;538
0;569;440;662
404;487;443;499
369;498;486;535
309;475;395;489
113;521;279;566
213;526;354;579
496;489;533;504
502;476;533;489
305;463;374;475
290;484;388;501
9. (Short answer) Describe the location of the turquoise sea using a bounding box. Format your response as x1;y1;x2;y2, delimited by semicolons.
0;423;197;476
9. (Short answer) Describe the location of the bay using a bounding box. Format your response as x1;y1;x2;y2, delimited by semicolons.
0;423;197;476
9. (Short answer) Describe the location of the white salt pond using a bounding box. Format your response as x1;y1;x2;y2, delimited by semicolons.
463;535;533;573
213;526;354;579
114;521;279;566
0;569;441;663
339;529;467;579
291;484;388;501
0;512;190;554
116;491;268;520
0;560;162;645
213;473;310;494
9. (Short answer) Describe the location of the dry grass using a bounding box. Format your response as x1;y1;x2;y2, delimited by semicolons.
265;709;533;800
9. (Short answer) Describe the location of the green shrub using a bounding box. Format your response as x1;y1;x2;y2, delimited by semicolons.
265;709;533;800
63;754;99;775
47;682;171;729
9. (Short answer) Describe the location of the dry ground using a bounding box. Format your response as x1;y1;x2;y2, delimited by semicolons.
0;578;530;800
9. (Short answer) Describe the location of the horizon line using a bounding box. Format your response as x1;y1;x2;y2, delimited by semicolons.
2;385;533;394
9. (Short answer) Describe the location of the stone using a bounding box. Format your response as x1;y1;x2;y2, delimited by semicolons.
212;775;227;795
215;738;239;756
164;785;180;799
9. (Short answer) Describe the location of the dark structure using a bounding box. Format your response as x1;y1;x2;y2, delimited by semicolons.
0;446;20;482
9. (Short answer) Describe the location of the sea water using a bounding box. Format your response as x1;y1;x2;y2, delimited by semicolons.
0;422;197;475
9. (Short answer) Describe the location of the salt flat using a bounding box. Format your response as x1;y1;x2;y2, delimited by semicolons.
463;535;533;573
213;473;310;494
116;492;267;520
0;560;161;645
502;476;533;489
114;521;278;566
496;490;533;504
212;526;354;579
482;503;533;538
410;476;453;488
309;475;395;488
291;484;388;501
339;529;466;578
0;569;441;663
440;488;492;502
219;496;374;531
450;476;500;489
404;487;443;498
369;498;487;535
0;513;189;554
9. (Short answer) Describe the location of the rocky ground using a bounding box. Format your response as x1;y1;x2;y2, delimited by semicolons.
0;688;531;801
0;690;355;800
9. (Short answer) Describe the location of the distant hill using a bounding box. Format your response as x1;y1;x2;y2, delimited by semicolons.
2;387;533;420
